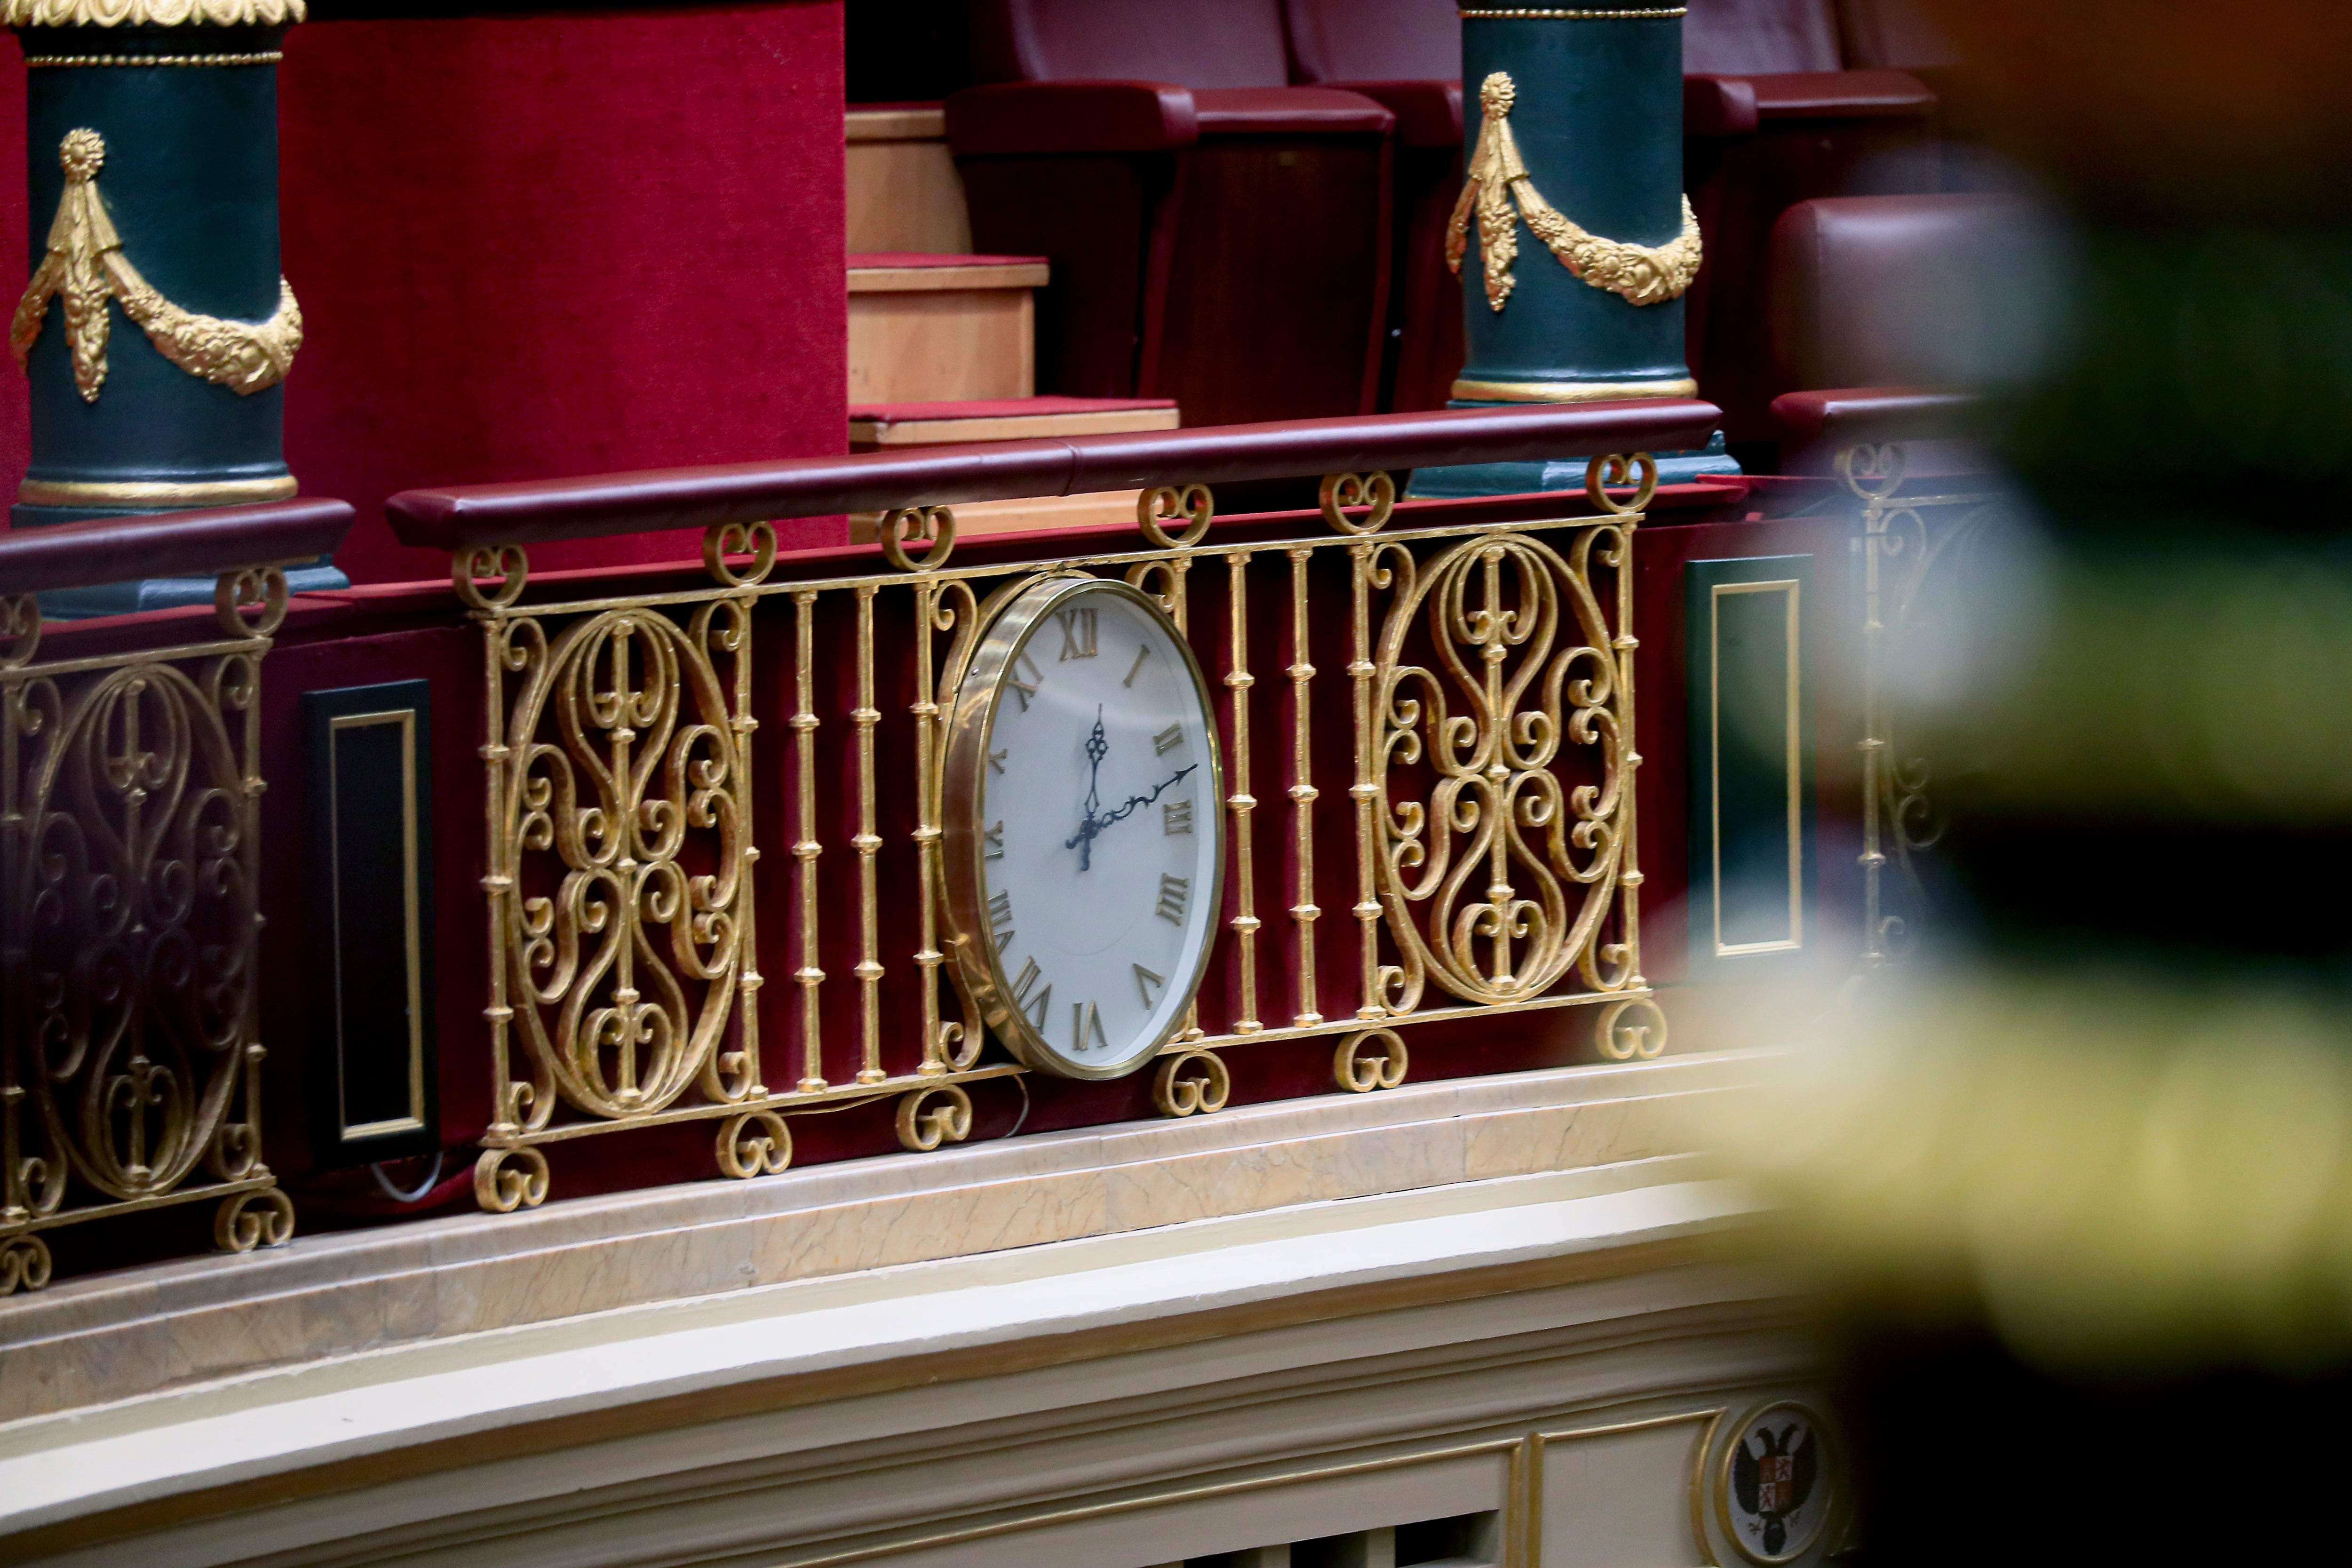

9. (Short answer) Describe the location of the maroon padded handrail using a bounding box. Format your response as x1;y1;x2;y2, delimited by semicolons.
0;498;355;598
386;401;1723;551
1771;388;1979;446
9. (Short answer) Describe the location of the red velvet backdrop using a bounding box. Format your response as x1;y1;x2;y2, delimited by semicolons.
0;5;847;582
283;5;847;581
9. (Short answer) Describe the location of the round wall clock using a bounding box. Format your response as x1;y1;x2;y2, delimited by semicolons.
941;576;1226;1079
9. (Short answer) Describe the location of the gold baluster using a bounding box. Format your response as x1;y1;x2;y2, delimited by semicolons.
1286;545;1320;1026
913;579;946;1075
1348;539;1383;1020
852;584;886;1084
1224;551;1262;1034
790;589;826;1092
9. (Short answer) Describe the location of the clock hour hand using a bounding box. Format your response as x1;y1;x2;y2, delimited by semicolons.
1073;708;1110;871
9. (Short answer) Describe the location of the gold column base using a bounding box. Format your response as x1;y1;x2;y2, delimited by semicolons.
1449;375;1698;403
17;474;298;509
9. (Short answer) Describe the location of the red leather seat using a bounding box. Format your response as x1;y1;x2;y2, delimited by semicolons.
947;0;1396;428
1281;0;1463;411
1682;0;1941;445
1766;193;2028;468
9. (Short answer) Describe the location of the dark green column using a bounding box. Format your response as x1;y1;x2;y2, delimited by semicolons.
8;2;338;613
1413;5;1735;497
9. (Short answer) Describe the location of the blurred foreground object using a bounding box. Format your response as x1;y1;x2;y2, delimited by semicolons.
1774;0;2352;1560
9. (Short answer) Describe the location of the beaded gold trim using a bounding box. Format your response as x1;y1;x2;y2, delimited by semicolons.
23;52;282;65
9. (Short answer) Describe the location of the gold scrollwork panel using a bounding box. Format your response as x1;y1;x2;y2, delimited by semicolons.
1366;525;1637;1011
2;592;290;1286
490;603;760;1133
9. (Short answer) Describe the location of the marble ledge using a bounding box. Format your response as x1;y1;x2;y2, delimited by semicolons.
0;1051;1775;1425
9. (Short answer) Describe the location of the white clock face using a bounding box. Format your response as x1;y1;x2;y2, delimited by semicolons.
948;578;1224;1078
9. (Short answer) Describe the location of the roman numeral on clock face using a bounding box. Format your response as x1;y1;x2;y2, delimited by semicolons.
1153;723;1183;755
1009;955;1051;1030
1155;874;1190;926
988;890;1014;951
1056;607;1098;661
983;820;1004;860
1123;644;1152;688
1162;798;1193;836
1006;650;1044;712
1133;963;1165;1006
1071;999;1108;1053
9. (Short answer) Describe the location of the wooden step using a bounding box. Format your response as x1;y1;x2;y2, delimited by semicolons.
850;396;1180;449
847;396;1184;543
846;103;970;255
848;252;1047;404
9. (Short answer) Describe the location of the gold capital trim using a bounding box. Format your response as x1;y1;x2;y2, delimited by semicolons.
1450;375;1698;403
1460;7;1687;15
1446;71;1702;311
16;473;297;508
12;129;302;403
0;0;302;23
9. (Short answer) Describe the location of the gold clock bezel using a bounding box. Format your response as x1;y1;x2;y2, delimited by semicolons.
939;574;1228;1081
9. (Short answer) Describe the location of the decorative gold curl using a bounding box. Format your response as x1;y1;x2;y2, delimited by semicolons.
1320;471;1396;537
879;505;955;572
1838;441;1908;501
717;1109;792;1178
1446;73;1701;311
0;593;40;669
474;1146;549;1212
1596;995;1667;1059
213;1186;294;1251
703;519;777;588
896;1083;972;1151
1154;1049;1231;1117
453;544;529;611
12;130;302;403
0;1236;53;1295
1584;453;1659;517
212;565;286;640
1139;484;1215;549
1334;1027;1409;1092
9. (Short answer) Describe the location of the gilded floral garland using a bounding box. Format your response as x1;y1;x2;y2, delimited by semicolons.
10;129;300;403
0;0;301;24
1446;71;1702;311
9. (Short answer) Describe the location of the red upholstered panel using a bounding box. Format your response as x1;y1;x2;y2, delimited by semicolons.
1684;0;1844;75
1283;0;1458;85
972;0;1291;88
279;6;847;586
0;35;26;509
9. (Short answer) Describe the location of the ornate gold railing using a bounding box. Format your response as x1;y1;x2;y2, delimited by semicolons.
1841;441;2002;966
0;501;351;1293
412;423;1693;1211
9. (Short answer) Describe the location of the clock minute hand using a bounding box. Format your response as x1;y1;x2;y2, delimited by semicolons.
1085;763;1200;834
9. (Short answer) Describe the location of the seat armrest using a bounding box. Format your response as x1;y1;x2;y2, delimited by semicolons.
946;81;1200;156
1772;387;1978;446
1312;80;1461;147
1745;70;1936;119
1684;74;1761;138
1190;87;1395;138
